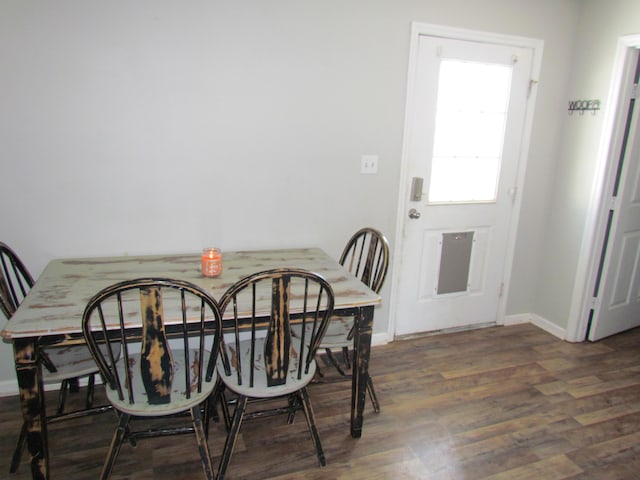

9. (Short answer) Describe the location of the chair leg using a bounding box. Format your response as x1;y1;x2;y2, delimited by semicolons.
221;391;231;431
298;387;326;467
204;388;224;440
56;379;69;415
69;377;80;393
100;412;130;480
216;395;248;480
342;346;351;370
191;405;215;480
286;394;301;424
211;377;231;431
85;374;96;409
366;375;380;413
203;397;212;440
324;348;347;377
9;421;27;473
315;357;325;378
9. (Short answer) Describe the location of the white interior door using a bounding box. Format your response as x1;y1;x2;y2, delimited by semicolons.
588;49;640;341
394;27;538;336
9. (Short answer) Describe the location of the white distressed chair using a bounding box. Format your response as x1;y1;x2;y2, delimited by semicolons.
1;242;107;474
82;277;222;480
214;268;335;480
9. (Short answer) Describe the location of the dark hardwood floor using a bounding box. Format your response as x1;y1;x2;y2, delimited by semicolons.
1;323;639;479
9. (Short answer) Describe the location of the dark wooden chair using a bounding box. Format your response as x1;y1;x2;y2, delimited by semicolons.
0;242;106;474
82;278;222;480
314;228;390;412
214;268;334;480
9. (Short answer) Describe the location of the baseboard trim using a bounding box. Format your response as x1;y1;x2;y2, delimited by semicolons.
0;379;18;398
502;313;532;326
372;331;390;347
503;313;567;340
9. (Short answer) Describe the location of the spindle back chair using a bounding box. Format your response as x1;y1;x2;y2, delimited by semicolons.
214;268;334;480
82;277;222;480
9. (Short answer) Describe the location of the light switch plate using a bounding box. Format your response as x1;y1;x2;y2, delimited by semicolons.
361;155;378;174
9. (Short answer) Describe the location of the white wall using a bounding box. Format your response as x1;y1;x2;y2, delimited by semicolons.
534;0;640;334
0;0;581;391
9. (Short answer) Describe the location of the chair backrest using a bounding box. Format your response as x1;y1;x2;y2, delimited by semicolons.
339;228;390;294
82;278;221;406
0;242;35;320
218;268;334;389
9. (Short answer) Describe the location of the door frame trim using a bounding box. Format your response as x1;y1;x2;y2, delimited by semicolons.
567;34;640;342
388;22;543;340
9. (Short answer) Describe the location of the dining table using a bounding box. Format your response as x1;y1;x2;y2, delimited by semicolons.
1;247;381;480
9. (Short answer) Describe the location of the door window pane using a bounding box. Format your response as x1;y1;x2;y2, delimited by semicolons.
428;60;512;203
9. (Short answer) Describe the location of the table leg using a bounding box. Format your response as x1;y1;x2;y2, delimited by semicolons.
14;338;49;480
351;305;373;438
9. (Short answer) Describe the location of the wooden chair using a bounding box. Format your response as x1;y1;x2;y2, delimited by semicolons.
214;268;334;480
315;228;389;412
0;242;107;474
81;278;222;479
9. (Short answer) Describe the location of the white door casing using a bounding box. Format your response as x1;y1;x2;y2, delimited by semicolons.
391;24;543;337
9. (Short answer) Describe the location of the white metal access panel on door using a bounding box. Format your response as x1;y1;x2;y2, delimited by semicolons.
395;30;537;336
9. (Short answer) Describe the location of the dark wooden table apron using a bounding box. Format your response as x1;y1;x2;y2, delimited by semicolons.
2;248;380;480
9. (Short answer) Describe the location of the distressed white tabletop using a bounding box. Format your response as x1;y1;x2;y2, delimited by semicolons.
2;248;381;339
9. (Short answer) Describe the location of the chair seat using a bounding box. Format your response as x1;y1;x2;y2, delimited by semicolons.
108;348;214;417
42;345;101;383
218;338;317;398
292;316;353;349
318;316;353;348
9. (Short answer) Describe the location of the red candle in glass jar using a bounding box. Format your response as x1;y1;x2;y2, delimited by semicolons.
201;247;222;277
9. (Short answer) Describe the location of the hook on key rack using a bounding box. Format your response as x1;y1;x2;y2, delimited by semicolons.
568;99;601;115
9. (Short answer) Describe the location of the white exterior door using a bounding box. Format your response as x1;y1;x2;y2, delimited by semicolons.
588;50;640;341
394;26;540;336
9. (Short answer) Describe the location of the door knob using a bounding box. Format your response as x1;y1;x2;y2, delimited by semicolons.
408;208;421;219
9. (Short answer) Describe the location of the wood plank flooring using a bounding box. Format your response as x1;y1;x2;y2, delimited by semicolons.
1;323;639;479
